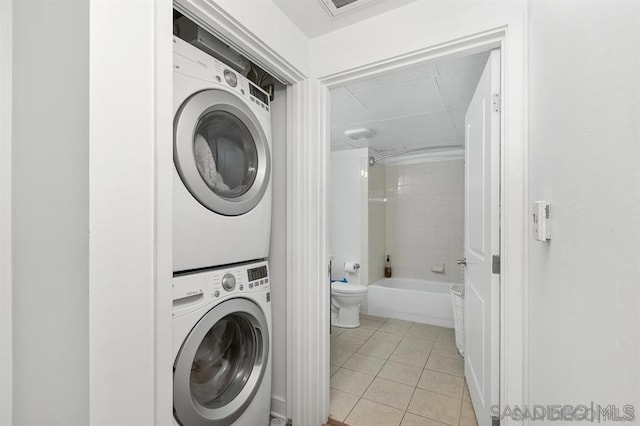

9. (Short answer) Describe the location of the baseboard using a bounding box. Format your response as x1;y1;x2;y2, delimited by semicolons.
270;395;287;419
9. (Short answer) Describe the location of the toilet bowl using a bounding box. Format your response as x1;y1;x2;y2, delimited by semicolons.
331;282;368;328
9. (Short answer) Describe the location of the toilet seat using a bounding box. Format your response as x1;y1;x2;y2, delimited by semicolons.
331;283;367;294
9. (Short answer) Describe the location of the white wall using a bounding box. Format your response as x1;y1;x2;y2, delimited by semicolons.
527;0;640;409
11;0;89;424
0;0;12;423
269;82;288;418
368;161;386;287
385;159;464;283
310;0;525;78
330;148;369;286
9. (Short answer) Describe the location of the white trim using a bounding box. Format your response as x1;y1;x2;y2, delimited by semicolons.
154;0;174;423
0;0;12;423
318;27;527;424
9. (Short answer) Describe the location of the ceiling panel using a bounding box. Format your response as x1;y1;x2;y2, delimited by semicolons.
346;62;438;95
435;51;490;75
435;65;484;107
330;87;372;127
352;77;444;120
330;50;490;157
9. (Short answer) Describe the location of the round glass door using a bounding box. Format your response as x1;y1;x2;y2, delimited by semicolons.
175;89;270;216
174;299;269;426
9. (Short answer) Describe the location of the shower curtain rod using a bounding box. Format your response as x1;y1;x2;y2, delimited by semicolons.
368;144;462;166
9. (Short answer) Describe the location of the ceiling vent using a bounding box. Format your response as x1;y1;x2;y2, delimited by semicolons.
319;0;381;17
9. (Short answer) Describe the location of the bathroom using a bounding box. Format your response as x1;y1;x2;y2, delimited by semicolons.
328;52;489;425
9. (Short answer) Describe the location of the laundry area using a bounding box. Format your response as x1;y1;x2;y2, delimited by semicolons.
3;1;639;426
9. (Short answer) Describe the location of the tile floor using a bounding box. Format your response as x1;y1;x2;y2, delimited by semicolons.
329;314;478;426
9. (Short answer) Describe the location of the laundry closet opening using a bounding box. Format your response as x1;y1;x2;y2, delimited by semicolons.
171;9;290;425
327;48;501;426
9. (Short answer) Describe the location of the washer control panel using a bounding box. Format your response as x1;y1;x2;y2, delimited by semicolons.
173;36;271;114
172;260;270;317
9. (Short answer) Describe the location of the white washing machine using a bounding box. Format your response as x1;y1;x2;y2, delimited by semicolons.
173;36;272;272
172;260;272;426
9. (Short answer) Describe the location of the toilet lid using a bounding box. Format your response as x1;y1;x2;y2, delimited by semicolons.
331;282;367;294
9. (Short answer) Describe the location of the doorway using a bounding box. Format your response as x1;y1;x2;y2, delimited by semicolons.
327;47;502;426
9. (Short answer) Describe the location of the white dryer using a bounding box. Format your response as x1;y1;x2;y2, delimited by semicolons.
173;36;272;272
172;260;272;426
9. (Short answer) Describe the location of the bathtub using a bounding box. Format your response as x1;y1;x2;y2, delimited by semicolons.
367;278;455;327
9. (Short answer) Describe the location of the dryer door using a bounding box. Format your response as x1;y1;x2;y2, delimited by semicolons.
174;298;269;426
174;89;270;216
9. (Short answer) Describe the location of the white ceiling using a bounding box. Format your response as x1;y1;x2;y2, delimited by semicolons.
271;0;420;38
330;51;490;157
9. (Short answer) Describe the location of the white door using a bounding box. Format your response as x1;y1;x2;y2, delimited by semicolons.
464;49;500;426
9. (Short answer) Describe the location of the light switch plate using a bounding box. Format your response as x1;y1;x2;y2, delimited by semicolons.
533;201;551;241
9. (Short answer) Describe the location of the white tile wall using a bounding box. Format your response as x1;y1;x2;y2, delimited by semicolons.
384;160;464;283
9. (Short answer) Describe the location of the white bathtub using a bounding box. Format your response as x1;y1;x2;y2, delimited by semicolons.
367;278;454;327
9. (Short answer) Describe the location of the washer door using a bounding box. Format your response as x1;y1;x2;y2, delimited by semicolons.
174;298;269;426
174;89;270;216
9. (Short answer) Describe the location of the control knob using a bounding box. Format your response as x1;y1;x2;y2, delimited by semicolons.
222;273;236;291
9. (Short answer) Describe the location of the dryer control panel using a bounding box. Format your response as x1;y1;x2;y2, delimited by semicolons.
172;260;270;318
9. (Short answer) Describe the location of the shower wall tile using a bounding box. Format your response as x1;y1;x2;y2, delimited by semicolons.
384;160;464;283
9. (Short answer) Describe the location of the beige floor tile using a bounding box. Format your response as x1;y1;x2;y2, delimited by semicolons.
342;353;386;376
362;377;414;410
370;330;404;345
330;347;353;367
437;327;455;339
389;343;430;368
378;360;423;387
379;320;413;336
408;388;461;426
400;336;436;352
411;322;442;333
425;354;464;377
329;389;359;422
401;412;449;426
459;400;478;426
357;331;401;359
331;326;346;337
345;398;405;426
407;324;439;341
435;331;455;344
330;368;375;396
332;335;366;353
360;318;385;329
417;369;464;398
357;339;398;359
330;365;339;376
431;334;460;359
341;327;376;341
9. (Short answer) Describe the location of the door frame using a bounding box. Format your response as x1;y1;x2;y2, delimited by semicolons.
319;27;527;425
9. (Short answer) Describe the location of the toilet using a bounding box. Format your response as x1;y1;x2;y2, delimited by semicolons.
331;282;368;328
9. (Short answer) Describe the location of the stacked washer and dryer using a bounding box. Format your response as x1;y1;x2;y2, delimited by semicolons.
172;36;273;426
